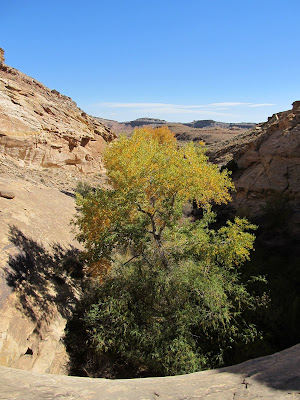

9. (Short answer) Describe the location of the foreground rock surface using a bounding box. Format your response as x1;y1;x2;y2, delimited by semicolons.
1;343;300;399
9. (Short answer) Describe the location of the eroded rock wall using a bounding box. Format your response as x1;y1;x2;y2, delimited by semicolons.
208;102;300;229
232;102;300;217
0;59;117;374
0;61;116;173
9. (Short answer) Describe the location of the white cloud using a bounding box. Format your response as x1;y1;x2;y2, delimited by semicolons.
99;102;171;108
94;101;276;111
208;102;251;107
248;103;276;108
93;102;237;117
85;101;278;123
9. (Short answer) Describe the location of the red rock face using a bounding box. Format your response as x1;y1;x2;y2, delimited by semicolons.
0;63;116;173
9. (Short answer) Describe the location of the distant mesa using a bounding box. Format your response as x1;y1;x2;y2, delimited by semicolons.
124;117;168;127
184;119;255;130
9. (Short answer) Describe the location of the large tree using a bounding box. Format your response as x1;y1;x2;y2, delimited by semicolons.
71;127;263;377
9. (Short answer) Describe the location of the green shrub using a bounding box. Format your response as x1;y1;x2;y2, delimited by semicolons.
75;181;95;198
81;257;262;377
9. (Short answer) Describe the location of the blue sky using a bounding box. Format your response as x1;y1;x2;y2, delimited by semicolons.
1;0;300;123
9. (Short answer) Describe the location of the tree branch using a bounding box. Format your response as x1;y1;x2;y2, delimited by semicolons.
123;254;140;266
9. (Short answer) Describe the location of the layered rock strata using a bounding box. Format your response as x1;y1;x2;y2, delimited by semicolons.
0;56;115;374
0;58;116;173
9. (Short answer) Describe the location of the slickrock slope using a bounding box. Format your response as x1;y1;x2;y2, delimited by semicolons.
1;343;300;399
0;58;116;174
0;175;82;374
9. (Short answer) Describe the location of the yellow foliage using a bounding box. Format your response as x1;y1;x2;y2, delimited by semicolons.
104;126;234;219
75;126;237;276
134;125;177;145
86;258;111;281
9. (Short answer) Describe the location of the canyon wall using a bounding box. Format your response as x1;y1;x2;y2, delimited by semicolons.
0;57;116;174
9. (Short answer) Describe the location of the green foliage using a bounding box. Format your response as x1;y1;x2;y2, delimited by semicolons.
69;127;264;377
82;237;260;377
75;181;95;198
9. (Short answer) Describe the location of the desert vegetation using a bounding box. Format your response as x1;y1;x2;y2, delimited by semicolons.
65;127;267;378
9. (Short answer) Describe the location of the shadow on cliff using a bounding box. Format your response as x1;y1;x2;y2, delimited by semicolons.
4;226;83;332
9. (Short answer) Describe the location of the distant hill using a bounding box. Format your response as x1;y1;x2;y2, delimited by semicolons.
97;117;256;145
184;119;255;130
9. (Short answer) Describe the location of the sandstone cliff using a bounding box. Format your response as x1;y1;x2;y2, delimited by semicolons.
208;102;300;227
0;55;116;173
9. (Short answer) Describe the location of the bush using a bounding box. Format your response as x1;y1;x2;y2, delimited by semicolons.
75;181;95;198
